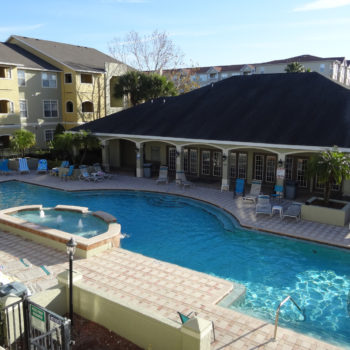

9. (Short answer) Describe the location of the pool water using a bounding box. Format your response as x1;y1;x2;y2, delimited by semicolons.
0;181;349;347
12;209;108;238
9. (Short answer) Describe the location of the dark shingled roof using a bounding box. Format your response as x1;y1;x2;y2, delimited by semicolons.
73;73;350;148
0;43;60;71
9;35;121;73
261;54;345;65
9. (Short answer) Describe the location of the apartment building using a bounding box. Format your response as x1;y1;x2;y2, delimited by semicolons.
0;35;128;148
167;55;350;88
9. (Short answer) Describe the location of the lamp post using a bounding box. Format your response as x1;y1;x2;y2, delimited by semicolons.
66;237;77;328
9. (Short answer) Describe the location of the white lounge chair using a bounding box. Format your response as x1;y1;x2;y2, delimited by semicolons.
283;202;302;221
177;171;192;188
242;180;262;203
18;158;30;174
156;166;169;184
79;168;103;182
93;163;113;179
255;195;272;216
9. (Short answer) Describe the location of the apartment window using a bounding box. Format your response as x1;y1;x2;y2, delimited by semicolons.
201;150;211;175
19;100;28;118
168;147;176;171
209;73;217;79
66;101;73;113
229;152;237;178
265;156;276;183
17;70;26;86
213;151;222;177
65;73;72;84
82;101;94;113
81;74;93;84
254;154;264;180
45;129;55;143
183;149;189;173
43;100;58;117
42;72;57;88
237;153;248;179
0;100;14;114
285;156;293;180
320;64;325;73
190;149;198;175
0;67;11;79
296;158;308;188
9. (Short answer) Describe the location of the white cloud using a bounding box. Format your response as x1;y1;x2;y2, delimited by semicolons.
294;0;350;11
0;24;44;33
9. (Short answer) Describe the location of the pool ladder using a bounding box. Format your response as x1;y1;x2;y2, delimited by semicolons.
274;295;305;340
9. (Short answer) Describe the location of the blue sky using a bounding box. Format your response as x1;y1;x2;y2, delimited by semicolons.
1;0;350;67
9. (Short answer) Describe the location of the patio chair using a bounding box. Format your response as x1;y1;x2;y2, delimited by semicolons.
271;185;284;202
156;166;169;184
283;202;302;221
93;163;113;179
50;161;69;176
177;311;216;343
79;167;103;182
0;159;14;175
37;159;48;174
18;158;30;174
234;178;245;196
177;170;192;188
242;180;262;203
255;195;272;216
61;165;75;181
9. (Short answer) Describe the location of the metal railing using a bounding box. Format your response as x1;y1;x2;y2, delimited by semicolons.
274;295;305;340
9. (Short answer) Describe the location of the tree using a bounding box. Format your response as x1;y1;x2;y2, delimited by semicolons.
109;30;184;72
114;71;177;107
51;132;76;163
73;130;101;165
306;147;350;205
54;123;65;136
284;62;308;73
11;129;36;157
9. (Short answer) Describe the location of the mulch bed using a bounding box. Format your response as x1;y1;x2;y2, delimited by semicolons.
70;314;142;350
310;199;345;209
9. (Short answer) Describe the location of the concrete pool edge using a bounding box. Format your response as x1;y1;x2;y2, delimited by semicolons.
0;204;122;258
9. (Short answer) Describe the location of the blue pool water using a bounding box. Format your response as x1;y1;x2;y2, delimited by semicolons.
12;209;108;238
0;181;349;347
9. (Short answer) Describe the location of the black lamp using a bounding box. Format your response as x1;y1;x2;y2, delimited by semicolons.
66;238;77;328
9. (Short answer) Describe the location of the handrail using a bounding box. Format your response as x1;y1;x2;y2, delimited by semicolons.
274;296;305;339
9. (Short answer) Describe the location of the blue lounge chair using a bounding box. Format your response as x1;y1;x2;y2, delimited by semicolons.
271;185;284;201
61;165;75;181
37;159;48;174
0;159;14;175
177;312;216;342
50;161;69;176
18;158;30;174
234;178;245;196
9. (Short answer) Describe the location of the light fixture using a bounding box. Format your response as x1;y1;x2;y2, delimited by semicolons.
222;154;227;162
135;147;140;153
66;237;77;328
175;151;180;157
278;159;283;167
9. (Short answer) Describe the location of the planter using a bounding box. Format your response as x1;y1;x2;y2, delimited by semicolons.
301;197;350;226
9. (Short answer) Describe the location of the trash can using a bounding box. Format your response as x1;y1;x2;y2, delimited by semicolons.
285;180;298;200
143;163;152;178
0;282;27;298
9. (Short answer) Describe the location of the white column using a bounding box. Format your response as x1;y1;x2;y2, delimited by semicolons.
135;142;144;178
175;145;184;185
101;140;110;171
221;150;230;191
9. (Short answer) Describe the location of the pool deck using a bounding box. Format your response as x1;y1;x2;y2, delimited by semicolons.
0;172;348;349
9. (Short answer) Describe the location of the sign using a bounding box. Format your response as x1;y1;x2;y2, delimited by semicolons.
276;167;285;179
30;305;46;332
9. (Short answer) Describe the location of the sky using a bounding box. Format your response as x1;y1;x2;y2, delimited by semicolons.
1;0;350;67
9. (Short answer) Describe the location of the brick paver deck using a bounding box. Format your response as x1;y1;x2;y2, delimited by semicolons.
0;173;347;349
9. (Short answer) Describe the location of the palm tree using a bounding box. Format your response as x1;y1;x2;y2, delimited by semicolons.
73;130;101;165
307;147;350;205
11;130;36;157
284;62;306;73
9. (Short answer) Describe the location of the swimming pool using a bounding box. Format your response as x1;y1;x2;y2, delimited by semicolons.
0;181;349;347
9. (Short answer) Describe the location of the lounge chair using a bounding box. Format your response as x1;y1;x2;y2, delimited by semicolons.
18;158;30;174
271;185;284;201
255;195;272;216
242;180;262;203
177;170;192;188
177;311;216;343
0;159;14;175
50;161;69;176
93;163;113;179
156;166;169;184
61;165;75;181
79;168;103;182
234;178;245;196
283;202;302;221
37;159;48;174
